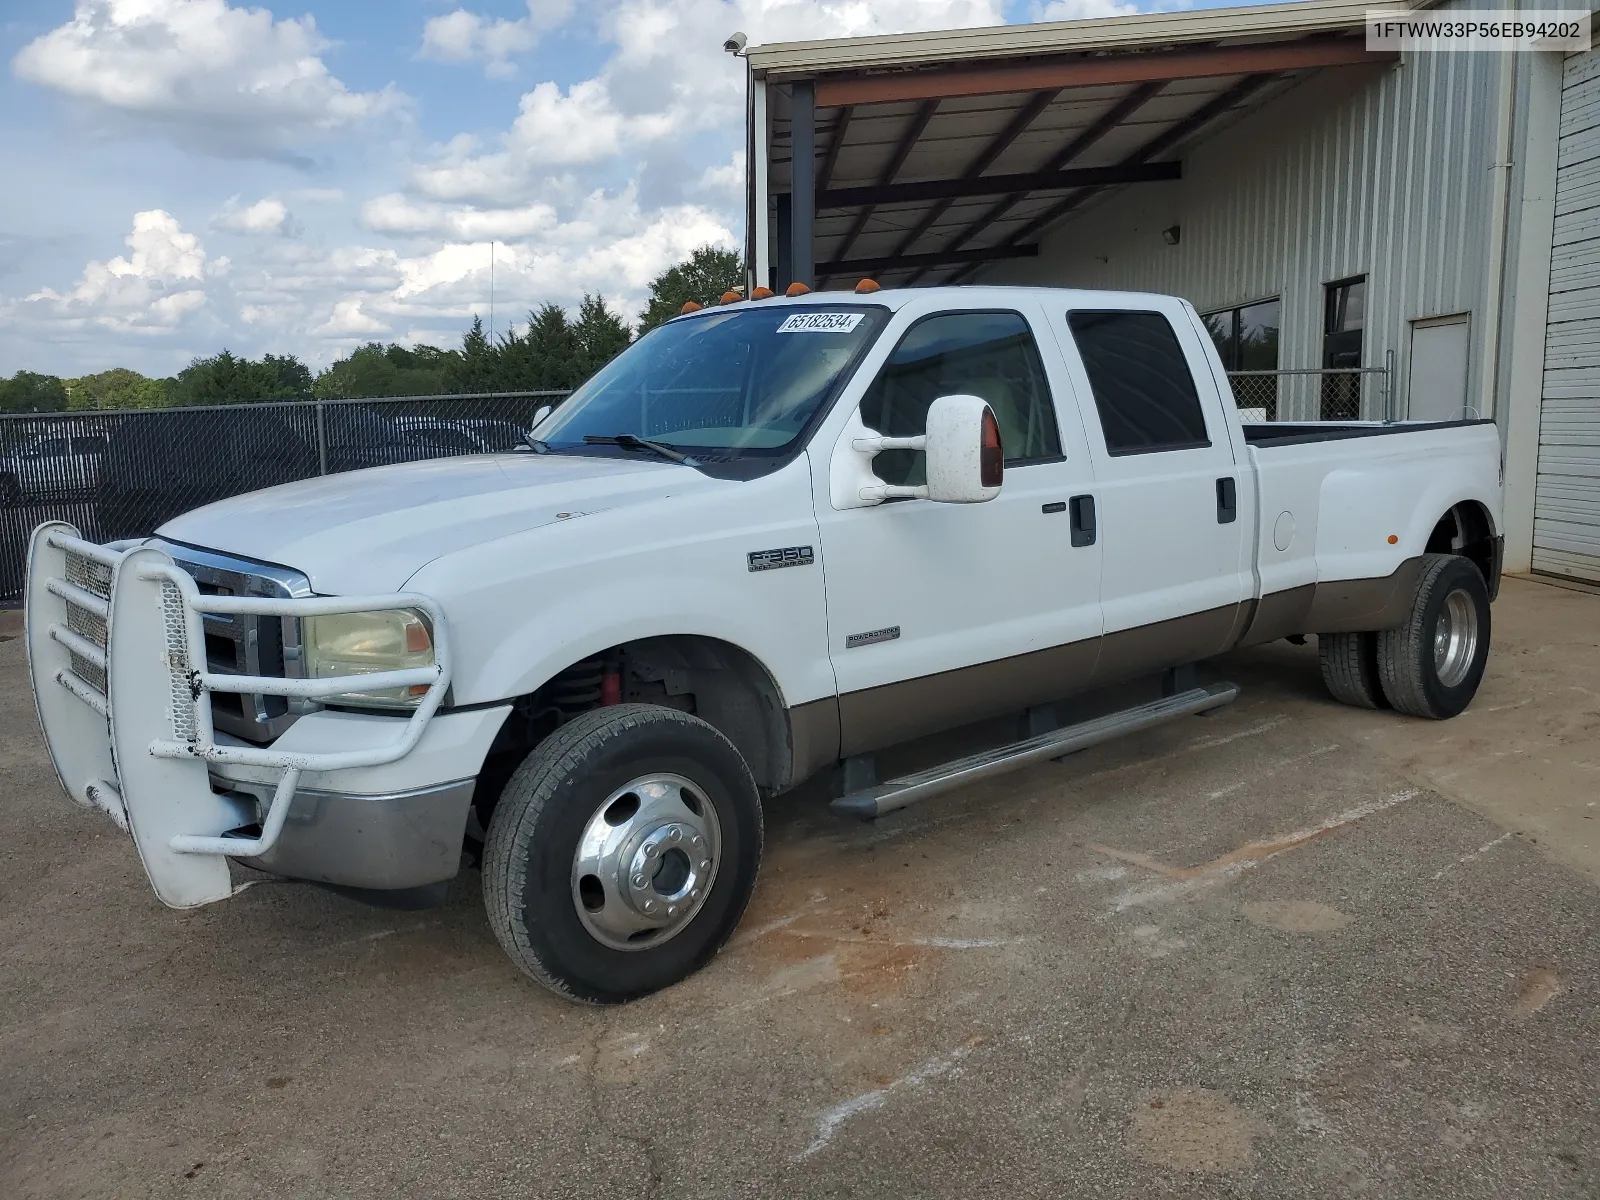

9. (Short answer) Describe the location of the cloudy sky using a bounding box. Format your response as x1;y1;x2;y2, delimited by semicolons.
0;0;1212;378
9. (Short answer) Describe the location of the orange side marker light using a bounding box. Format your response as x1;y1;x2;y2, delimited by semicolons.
1387;534;1399;544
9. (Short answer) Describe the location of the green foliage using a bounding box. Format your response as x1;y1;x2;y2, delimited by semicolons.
313;342;462;399
169;349;311;406
68;368;171;410
0;370;70;413
447;295;633;393
638;245;745;333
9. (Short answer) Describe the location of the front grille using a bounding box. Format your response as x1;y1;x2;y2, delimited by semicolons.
153;541;313;744
63;549;111;694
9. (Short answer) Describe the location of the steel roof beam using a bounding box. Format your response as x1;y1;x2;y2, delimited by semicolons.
819;160;1179;208
827;97;941;271
813;38;1395;107
821;243;1039;277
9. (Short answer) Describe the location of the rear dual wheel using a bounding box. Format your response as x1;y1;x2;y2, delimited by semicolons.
1319;553;1490;719
483;704;762;1004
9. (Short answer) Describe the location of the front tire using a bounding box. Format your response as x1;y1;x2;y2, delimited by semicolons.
483;704;762;1004
1375;554;1491;719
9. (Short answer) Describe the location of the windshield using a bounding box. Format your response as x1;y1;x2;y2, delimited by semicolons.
537;304;888;456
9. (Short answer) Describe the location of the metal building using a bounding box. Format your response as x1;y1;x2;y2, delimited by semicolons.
742;0;1600;584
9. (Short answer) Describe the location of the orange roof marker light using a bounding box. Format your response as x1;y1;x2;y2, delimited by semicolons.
719;290;743;305
855;278;881;294
785;282;812;297
680;300;703;314
751;286;774;300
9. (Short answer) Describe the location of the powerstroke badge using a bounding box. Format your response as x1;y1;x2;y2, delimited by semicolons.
747;545;815;572
845;626;900;649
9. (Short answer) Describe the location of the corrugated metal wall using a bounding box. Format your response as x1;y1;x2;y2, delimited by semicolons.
1535;48;1600;583
983;52;1503;421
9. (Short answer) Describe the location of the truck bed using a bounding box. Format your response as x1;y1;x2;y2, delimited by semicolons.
1242;417;1494;448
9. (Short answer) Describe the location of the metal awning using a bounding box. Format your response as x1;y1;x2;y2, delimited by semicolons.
744;0;1403;290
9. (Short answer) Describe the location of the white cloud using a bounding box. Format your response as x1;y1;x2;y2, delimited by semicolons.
12;0;404;159
211;196;298;236
19;210;216;335
1031;0;1139;19
420;1;576;78
410;0;1006;206
316;298;388;336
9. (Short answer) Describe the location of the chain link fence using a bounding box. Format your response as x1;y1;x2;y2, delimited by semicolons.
1225;367;1392;423
0;391;567;607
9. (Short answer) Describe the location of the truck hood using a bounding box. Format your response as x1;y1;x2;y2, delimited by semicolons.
156;452;711;593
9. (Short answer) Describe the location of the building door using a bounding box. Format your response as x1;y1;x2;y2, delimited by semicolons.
817;303;1104;757
1322;276;1367;420
1408;315;1471;421
1537;50;1600;583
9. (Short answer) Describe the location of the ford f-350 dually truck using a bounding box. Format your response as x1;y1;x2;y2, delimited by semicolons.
26;286;1503;1003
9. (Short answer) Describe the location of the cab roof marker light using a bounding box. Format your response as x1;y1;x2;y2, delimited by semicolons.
680;300;702;314
785;282;811;296
719;290;743;304
751;286;775;299
855;278;881;294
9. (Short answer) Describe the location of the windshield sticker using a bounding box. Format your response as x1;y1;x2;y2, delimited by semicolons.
776;312;865;334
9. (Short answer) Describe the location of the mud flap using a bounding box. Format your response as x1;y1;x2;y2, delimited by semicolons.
108;547;252;908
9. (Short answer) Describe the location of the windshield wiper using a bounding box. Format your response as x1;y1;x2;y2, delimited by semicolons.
583;433;699;467
519;430;550;453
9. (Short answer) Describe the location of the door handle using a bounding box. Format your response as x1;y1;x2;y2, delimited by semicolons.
1069;495;1096;547
1216;477;1237;524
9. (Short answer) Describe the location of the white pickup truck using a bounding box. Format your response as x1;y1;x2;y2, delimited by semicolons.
26;286;1503;1003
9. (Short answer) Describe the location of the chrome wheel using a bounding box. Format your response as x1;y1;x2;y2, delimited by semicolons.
571;773;721;952
1433;588;1479;688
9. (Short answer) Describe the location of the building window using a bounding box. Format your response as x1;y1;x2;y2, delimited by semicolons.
1322;275;1366;419
1202;297;1280;419
1066;310;1211;455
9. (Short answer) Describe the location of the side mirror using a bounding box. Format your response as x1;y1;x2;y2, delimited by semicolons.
829;393;1002;508
530;404;553;431
923;394;1003;502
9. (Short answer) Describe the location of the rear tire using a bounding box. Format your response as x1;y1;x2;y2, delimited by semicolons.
1375;554;1491;719
483;703;762;1004
1318;631;1387;709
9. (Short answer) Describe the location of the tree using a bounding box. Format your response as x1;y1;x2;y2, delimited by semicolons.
169;350;310;406
68;368;170;410
638;245;745;333
0;371;70;413
443;316;503;394
571;294;632;384
314;342;461;398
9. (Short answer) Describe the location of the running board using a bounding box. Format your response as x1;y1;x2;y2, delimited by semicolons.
831;682;1240;820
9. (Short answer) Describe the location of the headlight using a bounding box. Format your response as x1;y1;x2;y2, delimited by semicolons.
302;608;435;709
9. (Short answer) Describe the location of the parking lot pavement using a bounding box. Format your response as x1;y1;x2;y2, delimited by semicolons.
3;577;1599;1199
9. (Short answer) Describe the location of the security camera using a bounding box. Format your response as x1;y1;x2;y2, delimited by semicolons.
723;31;748;54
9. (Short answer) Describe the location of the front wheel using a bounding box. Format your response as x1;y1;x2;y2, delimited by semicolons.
483;704;763;1004
1375;553;1491;719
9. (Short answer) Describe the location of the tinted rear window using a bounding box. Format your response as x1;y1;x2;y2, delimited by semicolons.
1066;310;1210;455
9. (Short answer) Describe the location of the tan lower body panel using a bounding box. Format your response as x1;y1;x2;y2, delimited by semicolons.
835;604;1239;760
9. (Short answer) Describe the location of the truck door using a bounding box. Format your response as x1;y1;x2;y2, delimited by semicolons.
1046;302;1251;684
814;302;1103;757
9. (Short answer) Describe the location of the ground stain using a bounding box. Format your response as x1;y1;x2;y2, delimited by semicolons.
1513;966;1560;1018
1241;899;1352;933
1128;1088;1261;1173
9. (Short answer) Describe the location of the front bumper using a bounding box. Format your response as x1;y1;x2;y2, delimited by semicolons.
24;522;476;908
232;778;477;889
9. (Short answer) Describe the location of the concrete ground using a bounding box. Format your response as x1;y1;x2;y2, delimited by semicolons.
2;576;1598;1199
